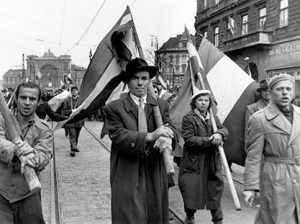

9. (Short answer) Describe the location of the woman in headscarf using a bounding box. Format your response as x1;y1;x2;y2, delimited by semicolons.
179;89;229;224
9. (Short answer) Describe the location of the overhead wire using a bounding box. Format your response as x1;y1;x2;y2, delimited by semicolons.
58;0;67;54
67;0;107;53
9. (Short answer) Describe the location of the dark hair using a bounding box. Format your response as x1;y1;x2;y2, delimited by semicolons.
71;86;78;91
15;82;42;101
190;93;211;110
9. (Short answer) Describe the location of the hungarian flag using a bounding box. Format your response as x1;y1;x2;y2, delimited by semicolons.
61;6;140;125
170;31;258;166
48;89;70;112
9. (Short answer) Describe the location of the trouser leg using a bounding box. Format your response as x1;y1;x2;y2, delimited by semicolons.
68;127;77;150
210;205;223;224
13;192;45;224
0;194;13;224
75;127;82;145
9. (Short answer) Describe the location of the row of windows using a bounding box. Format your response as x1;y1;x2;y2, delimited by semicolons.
166;54;188;65
201;0;289;46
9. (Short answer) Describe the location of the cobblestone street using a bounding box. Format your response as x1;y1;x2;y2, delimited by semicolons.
40;121;258;224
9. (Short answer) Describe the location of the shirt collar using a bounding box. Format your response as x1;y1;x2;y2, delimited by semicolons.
130;93;147;107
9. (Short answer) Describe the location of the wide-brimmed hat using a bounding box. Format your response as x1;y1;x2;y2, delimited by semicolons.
256;80;269;92
191;89;211;101
122;58;157;83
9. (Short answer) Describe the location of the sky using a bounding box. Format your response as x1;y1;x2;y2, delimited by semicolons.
0;0;197;80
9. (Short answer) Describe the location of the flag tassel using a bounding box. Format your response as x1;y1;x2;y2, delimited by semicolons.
195;71;241;210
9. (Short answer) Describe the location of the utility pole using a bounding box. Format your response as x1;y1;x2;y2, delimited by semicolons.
22;54;25;81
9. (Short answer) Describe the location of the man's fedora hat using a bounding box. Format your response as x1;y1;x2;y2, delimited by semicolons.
123;58;157;83
256;80;269;92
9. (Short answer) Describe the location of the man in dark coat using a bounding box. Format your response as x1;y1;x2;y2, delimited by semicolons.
60;86;84;157
103;58;177;224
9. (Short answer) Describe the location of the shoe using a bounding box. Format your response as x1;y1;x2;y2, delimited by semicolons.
70;151;76;157
184;216;195;224
72;148;80;152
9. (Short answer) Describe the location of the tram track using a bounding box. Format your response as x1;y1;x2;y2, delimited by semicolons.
50;124;61;224
83;125;185;224
77;126;244;224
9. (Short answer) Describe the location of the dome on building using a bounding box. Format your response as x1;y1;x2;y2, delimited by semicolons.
42;49;56;58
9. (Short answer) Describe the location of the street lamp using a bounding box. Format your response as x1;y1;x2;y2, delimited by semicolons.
244;57;252;77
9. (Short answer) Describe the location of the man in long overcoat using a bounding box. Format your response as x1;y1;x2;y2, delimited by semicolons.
244;74;300;223
103;58;177;224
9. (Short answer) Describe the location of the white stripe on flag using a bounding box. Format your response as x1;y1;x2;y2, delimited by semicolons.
207;56;253;123
120;13;132;25
187;42;204;70
48;90;70;111
70;58;122;118
123;28;138;59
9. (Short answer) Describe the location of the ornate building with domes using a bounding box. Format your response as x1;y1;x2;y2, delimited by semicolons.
2;50;86;90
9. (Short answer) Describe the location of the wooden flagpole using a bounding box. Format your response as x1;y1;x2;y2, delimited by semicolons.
0;91;41;192
128;6;175;174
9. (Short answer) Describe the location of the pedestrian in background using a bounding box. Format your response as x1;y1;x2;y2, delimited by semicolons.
60;86;84;157
0;82;53;223
179;89;229;224
243;73;300;223
244;79;270;137
103;58;177;224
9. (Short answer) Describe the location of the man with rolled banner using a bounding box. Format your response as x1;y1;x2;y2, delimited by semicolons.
0;82;53;224
103;58;178;224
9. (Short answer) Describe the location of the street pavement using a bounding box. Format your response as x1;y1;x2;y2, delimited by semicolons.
40;121;258;224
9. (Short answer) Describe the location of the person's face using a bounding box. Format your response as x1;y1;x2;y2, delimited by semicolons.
271;80;294;109
71;89;79;97
17;87;40;118
260;90;271;101
195;94;210;113
128;71;150;97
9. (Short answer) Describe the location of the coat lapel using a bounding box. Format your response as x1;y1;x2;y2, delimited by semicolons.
145;95;157;121
123;93;138;121
288;105;300;145
265;104;291;135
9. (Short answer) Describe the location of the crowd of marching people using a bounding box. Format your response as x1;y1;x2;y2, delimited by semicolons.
1;58;300;224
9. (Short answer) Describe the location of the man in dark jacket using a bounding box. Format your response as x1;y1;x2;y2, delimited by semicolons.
103;58;177;224
60;86;84;157
36;91;68;122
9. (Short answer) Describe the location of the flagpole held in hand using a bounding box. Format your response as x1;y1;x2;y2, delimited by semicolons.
196;72;241;211
0;91;41;193
129;5;175;174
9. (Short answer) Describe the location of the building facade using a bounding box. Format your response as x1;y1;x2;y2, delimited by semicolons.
2;69;25;89
156;31;195;90
2;50;86;90
195;0;300;95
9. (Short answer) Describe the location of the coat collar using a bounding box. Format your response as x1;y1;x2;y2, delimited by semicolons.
123;93;158;120
289;105;300;144
264;103;291;135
